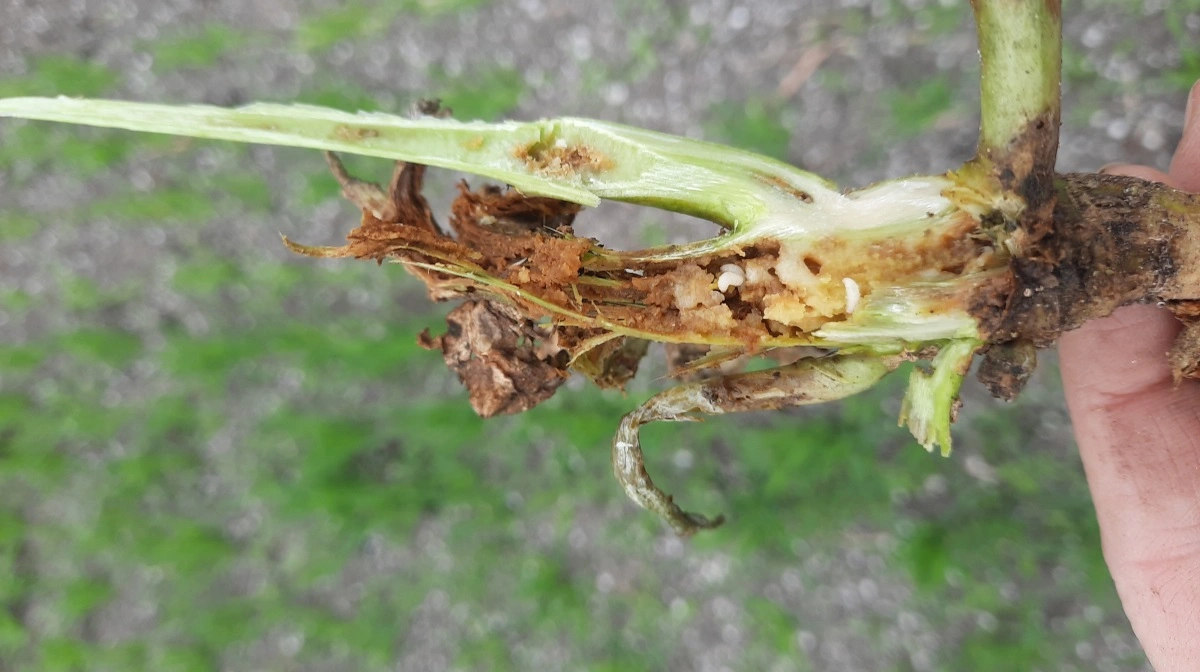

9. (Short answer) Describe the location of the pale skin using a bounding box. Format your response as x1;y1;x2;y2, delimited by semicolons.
1060;81;1200;671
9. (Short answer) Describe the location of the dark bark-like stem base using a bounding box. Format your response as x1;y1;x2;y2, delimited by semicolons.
971;172;1200;391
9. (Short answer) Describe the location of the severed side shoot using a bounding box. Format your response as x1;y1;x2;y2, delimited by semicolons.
6;0;1200;535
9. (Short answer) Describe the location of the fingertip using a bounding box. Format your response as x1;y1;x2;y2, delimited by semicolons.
1168;80;1200;192
1186;78;1200;130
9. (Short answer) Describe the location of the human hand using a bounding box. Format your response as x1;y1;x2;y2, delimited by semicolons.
1060;82;1200;671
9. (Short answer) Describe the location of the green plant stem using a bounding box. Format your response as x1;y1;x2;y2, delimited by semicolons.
0;97;832;231
972;0;1062;164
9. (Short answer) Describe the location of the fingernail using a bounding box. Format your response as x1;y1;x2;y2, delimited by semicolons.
1099;162;1129;174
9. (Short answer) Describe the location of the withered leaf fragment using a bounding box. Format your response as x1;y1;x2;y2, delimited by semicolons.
419;300;569;418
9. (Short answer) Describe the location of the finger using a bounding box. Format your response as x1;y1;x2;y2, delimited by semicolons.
1060;149;1200;668
1099;163;1175;187
1169;81;1200;191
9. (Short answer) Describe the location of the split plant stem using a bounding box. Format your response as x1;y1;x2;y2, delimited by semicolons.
4;0;1200;534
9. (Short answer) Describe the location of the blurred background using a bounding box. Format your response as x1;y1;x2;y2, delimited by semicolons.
0;0;1196;670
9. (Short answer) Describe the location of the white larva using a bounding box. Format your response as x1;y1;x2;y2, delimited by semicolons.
717;263;746;293
843;277;861;314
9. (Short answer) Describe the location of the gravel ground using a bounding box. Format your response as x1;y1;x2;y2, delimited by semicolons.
1;0;1197;670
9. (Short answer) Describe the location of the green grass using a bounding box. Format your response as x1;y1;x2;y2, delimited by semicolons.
90;186;219;225
432;67;527;120
705;98;791;161
294;0;492;52
0;125;145;178
57;328;144;367
61;168;271;226
146;25;254;72
0;56;119;98
884;0;969;35
294;3;399;52
0;212;41;241
887;76;957;138
1163;2;1200;91
294;82;387;113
